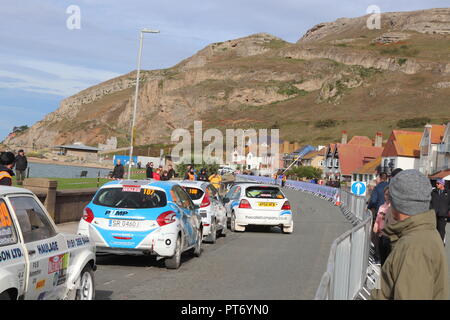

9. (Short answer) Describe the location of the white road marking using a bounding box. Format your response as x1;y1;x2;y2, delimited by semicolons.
126;273;135;278
103;280;116;285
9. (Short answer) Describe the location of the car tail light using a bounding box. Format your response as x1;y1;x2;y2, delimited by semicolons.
200;192;211;208
281;201;291;210
82;207;94;223
239;199;252;209
157;211;176;226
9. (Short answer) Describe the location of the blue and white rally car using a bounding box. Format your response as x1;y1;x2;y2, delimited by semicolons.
222;183;294;234
77;180;203;269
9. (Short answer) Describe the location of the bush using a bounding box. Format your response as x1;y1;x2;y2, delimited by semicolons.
315;119;338;128
286;166;323;180
397;117;431;128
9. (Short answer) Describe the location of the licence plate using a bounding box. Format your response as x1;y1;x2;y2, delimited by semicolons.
109;219;140;229
257;202;277;207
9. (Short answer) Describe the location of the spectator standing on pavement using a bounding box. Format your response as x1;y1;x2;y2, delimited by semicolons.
153;168;161;180
209;171;222;191
368;172;389;222
167;164;176;179
146;162;154;179
372;186;392;265
14;149;27;185
184;167;195;181
430;179;450;243
371;169;448;300
197;168;208;181
281;174;287;187
161;170;170;181
0;152;16;186
111;159;124;179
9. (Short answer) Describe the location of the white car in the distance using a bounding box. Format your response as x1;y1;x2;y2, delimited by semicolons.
0;186;96;300
178;181;227;244
222;183;294;234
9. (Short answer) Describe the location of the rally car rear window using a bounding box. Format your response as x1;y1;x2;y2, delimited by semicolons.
93;187;167;209
181;187;204;201
245;186;284;199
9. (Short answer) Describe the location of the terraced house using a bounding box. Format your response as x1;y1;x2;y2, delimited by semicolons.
323;131;383;183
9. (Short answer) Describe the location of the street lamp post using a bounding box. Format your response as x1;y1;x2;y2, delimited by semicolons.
128;28;160;179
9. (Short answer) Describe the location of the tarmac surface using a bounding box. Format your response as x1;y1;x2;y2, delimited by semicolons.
57;186;353;299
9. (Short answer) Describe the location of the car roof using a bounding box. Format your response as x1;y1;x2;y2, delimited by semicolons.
233;183;281;189
177;180;209;190
101;179;179;192
0;186;34;197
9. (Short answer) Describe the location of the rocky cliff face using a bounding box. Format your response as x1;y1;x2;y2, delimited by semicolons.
5;8;450;149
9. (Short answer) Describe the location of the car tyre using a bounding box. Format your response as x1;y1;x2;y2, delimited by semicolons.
0;291;11;300
165;236;182;269
208;220;217;244
193;227;203;257
75;265;95;300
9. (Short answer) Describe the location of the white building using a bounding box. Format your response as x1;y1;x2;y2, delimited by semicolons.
381;130;422;174
418;124;446;176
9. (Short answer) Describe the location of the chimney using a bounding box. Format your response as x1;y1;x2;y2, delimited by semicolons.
375;132;383;147
341;130;348;144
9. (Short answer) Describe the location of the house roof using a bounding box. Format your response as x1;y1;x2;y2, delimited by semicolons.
429;169;450;180
302;149;325;160
430;124;446;144
381;130;422;158
337;143;383;176
354;156;382;174
348;136;373;146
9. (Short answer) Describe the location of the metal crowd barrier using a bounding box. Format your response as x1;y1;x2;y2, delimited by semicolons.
236;175;372;300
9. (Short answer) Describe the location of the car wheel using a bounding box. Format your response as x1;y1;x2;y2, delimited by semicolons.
165;235;182;269
230;213;236;232
75;265;95;300
193;228;203;257
0;291;11;300
208;220;217;244
282;223;294;234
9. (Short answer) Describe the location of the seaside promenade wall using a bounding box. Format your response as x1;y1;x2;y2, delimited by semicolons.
23;178;96;224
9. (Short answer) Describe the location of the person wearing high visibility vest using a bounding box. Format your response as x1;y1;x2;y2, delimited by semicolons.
0;152;16;186
209;172;222;191
281;174;287;187
184;167;196;181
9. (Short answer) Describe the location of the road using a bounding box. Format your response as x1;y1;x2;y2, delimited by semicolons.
58;187;353;300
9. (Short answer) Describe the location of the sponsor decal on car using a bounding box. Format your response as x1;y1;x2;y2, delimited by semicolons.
36;279;46;290
48;253;69;286
67;236;90;249
37;241;59;255
0;247;23;262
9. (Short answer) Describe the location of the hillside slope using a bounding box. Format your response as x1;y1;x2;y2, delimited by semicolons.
5;8;450;150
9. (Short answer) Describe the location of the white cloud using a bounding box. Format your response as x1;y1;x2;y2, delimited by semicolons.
0;59;121;96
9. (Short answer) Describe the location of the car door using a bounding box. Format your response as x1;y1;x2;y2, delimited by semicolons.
207;185;226;228
172;186;196;247
8;195;69;300
0;198;27;299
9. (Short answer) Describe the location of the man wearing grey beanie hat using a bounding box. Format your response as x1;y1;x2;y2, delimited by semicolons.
372;170;448;300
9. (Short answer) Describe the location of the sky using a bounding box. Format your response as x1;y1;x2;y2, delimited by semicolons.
0;0;448;141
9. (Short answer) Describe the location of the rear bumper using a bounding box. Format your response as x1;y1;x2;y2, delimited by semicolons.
77;220;179;258
235;209;292;226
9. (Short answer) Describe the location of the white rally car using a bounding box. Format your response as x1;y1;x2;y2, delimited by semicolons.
222;183;294;233
0;186;96;300
178;181;227;243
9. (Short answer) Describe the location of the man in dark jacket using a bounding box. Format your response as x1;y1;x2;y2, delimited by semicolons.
15;149;27;185
368;172;389;221
371;170;448;300
146;162;154;179
167;164;176;179
197;168;208;181
430;179;450;242
0;152;16;186
112;159;124;179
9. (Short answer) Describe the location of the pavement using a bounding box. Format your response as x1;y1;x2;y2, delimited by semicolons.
56;187;352;300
